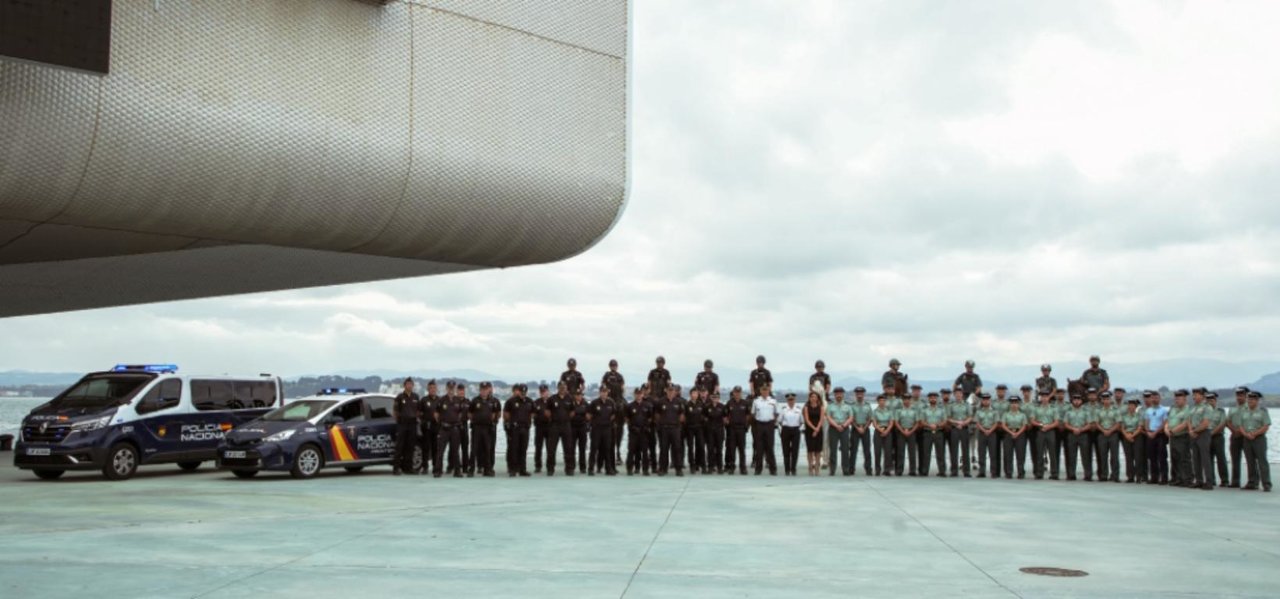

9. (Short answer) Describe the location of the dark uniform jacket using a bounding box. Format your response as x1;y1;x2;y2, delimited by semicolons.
695;371;720;393
504;395;534;428
726;397;751;427
588;398;617;426
436;396;468;426
602;371;626;400
625;401;652;429
570;399;590;429
954;372;982;396
394;392;420;426
703;401;726;428
547;394;573;426
749;368;772;395
654;397;686;427
647;367;672;395
532;397;550;427
560;370;586;394
469;396;501;426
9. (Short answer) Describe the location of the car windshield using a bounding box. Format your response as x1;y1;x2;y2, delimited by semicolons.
49;375;153;409
260;400;337;422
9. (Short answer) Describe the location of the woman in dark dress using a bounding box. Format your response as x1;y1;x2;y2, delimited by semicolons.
803;391;826;475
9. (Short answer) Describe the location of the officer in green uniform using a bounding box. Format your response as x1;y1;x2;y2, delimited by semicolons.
1000;397;1030;478
1165;389;1193;487
1094;391;1121;482
1206;393;1229;487
849;387;874;475
894;395;921;476
990;384;1010;471
947;386;973;477
1239;391;1272;492
1019;385;1036;469
1228;387;1256;488
1188;388;1211;488
1120;397;1146;483
871;394;896;475
920;392;948;477
1030;390;1059;480
1053;388;1070;476
1063;394;1094;481
882;383;904;475
826;387;854;475
973;393;999;478
1035;364;1058;397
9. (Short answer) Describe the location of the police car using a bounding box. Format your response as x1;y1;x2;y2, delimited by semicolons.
14;365;282;481
216;389;417;479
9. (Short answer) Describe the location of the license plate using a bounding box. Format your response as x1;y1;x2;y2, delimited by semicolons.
26;448;51;456
223;450;247;459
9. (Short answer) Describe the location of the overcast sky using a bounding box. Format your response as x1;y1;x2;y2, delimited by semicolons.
2;0;1279;385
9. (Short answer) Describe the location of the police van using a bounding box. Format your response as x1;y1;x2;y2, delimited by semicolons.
216;389;415;479
13;365;282;481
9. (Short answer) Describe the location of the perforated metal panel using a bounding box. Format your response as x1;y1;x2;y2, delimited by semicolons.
0;0;629;316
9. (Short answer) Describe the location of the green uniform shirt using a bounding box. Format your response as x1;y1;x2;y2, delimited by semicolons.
1095;406;1120;430
1120;409;1144;434
948;401;972;422
1166;405;1191;435
991;397;1009;414
827;400;853;425
895;405;921;428
922;405;947;426
1063;405;1093;429
871;405;895;427
1190;403;1214;431
886;396;904;411
850;401;874;426
1229;405;1247;429
974;406;1000;429
1239;406;1271;434
1206;407;1226;431
1033;403;1059;426
1001;409;1029;431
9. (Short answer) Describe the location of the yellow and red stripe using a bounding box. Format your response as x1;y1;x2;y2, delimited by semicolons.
329;426;357;461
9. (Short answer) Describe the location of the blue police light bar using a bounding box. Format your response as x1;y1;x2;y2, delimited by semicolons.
318;388;367;395
112;364;179;373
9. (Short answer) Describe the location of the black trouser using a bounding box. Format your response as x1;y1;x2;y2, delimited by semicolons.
1230;433;1256;487
920;430;944;475
888;430;901;473
627;426;652;473
894;431;917;475
1189;432;1204;484
780;427;801;474
572;424;589;471
471;424;495;474
829;427;851;475
991;431;1004;474
533;424;547;471
1194;433;1214;486
977;432;996;475
506;425;530;475
1002;433;1027;478
615;422;625;462
726;426;747;471
546;424;573;475
419;424;436;474
754;423;777;474
874;431;893;474
851;428;872;474
1146;433;1168;483
460;424;471;473
434;425;461;475
647;427;659;471
1067;432;1092;479
1054;431;1068;476
590;426;616;474
948;427;970;476
1089;430;1102;474
1170;434;1192;485
1096;432;1119;481
659;426;683;472
394;422;418;473
1034;429;1056;478
1210;433;1228;484
685;427;705;471
1243;435;1271;489
1123;434;1145;481
705;424;724;472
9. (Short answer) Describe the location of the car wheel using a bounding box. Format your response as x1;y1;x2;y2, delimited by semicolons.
231;469;258;479
344;466;364;474
33;469;65;480
103;443;139;480
290;444;324;479
177;461;202;472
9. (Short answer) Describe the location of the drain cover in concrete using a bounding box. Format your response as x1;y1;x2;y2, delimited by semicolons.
1020;567;1088;577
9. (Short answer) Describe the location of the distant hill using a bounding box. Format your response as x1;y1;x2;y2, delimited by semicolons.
1249;371;1280;393
0;370;82;386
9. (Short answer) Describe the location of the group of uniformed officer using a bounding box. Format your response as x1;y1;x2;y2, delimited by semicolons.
388;355;1272;491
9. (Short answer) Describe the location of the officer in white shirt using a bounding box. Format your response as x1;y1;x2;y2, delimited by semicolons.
751;385;779;475
778;393;805;475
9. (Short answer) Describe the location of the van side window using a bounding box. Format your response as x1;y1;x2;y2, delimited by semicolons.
367;396;393;419
191;379;234;411
136;379;182;415
251;381;277;407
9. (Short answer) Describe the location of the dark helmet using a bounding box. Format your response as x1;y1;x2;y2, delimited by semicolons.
704;359;713;368
756;355;766;364
656;355;665;364
608;359;618;367
815;360;825;368
567;357;577;367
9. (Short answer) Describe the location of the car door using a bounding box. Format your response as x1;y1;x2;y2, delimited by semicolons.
322;399;365;463
356;396;396;461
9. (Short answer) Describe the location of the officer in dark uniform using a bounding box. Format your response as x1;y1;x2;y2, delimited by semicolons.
570;390;590;473
647;356;671;397
503;383;534;477
452;382;472;475
954;360;982;397
654;385;686;476
532;384;551;473
704;391;726;474
724;386;751;475
810;360;831;400
433;386;467;477
881;358;907;393
695;360;720;395
1080;355;1110;392
587;387;618;475
625;387;653;475
1035;364;1057;396
602;359;626;462
392;377;420;476
417;379;440;475
544;382;574;476
560;358;585;395
749;355;772;397
684;387;706;474
468;382;501;477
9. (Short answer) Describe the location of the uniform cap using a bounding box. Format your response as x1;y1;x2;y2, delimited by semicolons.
854;386;866;393
1114;387;1126;394
1086;387;1098;394
538;383;549;391
1009;396;1021;403
1038;390;1051;396
889;358;901;366
965;360;975;367
1247;391;1262;399
704;359;713;367
1234;386;1249;394
940;388;952;394
483;381;493;388
609;359;618;366
1089;355;1100;361
756;355;767;364
996;384;1007;390
785;393;796;399
979;393;992;400
833;386;845;394
1100;391;1112;399
876;394;887;401
1206;392;1218;400
403;377;414;385
1174;389;1188;397
1193;386;1207;394
1020;384;1033;391
1041;363;1052;371
427;379;437;386
1127;398;1140;404
927;392;939;398
910;384;922;390
446;381;456;388
1071;394;1084;401
1141;390;1155;398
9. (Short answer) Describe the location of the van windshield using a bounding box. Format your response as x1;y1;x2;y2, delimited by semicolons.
49;375;153;410
260;400;337;422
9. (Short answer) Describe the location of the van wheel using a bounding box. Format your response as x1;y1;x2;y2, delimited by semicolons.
177;461;202;472
344;466;364;474
231;469;258;479
33;469;65;480
103;443;139;480
290;445;324;479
